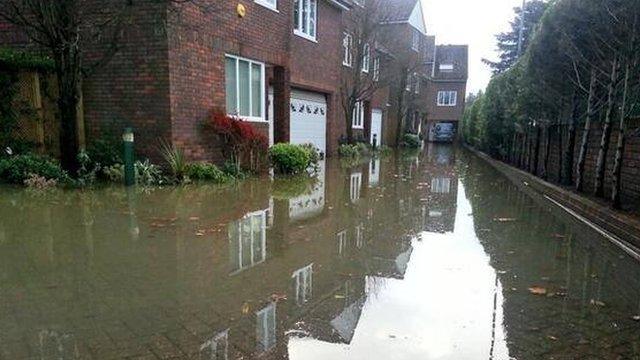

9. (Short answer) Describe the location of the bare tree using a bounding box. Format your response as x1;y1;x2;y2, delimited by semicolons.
0;0;213;174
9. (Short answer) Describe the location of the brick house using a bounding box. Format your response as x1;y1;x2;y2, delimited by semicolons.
0;0;467;164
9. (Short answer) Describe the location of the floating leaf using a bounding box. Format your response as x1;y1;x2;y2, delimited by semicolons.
590;299;606;307
241;302;250;315
494;218;517;222
528;286;547;295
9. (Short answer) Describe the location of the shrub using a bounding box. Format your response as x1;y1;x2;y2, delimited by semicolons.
376;145;393;156
102;164;124;182
204;112;269;173
269;143;312;175
338;144;360;158
159;140;187;181
86;137;122;169
0;154;66;184
76;150;100;187
401;133;422;148
101;160;165;186
186;162;228;183
300;143;321;172
24;173;57;189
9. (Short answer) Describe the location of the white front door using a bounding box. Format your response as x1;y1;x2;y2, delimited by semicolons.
268;87;274;146
371;109;383;146
290;89;327;155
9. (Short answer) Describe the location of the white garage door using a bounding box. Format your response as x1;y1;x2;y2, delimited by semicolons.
290;89;327;154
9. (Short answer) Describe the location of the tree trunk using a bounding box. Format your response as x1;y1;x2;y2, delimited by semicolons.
556;121;563;183
542;126;551;180
54;46;82;175
345;98;355;144
611;62;630;208
532;125;541;176
594;57;619;197
576;70;597;192
562;93;579;185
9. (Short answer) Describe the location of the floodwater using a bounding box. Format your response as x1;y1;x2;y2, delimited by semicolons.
1;145;639;360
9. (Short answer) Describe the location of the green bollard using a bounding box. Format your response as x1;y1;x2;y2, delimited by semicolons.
123;127;135;186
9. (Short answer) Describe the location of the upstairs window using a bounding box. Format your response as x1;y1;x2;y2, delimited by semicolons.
342;33;353;67
352;101;364;129
411;29;420;51
439;64;454;72
362;43;370;73
437;91;457;106
373;57;380;81
294;0;317;41
225;55;265;121
255;0;277;10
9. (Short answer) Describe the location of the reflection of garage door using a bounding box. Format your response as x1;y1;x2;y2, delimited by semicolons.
290;89;327;154
289;160;326;221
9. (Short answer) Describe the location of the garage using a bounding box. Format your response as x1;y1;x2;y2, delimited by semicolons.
290;89;327;155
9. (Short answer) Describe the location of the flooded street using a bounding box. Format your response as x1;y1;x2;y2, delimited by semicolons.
1;145;640;360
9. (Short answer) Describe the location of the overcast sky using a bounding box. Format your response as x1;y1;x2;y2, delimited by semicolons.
422;0;523;95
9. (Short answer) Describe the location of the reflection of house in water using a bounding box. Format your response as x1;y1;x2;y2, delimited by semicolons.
422;144;458;233
256;303;277;354
200;329;229;360
289;161;326;221
368;158;381;187
350;171;363;203
228;209;268;274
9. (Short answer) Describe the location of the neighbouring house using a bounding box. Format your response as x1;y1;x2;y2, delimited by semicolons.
0;0;468;165
425;44;469;143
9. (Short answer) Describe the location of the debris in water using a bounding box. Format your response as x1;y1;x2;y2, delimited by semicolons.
271;293;287;302
528;286;547;295
189;216;200;221
590;299;606;307
632;315;640;321
546;335;558;341
493;218;517;222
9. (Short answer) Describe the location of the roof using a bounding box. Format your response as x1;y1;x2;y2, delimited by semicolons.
384;0;420;22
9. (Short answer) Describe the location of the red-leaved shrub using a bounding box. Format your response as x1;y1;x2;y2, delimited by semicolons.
205;112;269;173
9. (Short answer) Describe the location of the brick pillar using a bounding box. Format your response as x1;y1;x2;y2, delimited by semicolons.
273;66;290;144
363;101;372;144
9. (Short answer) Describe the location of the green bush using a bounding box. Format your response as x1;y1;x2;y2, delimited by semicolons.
338;144;360;158
0;154;67;184
401;133;422;148
86;137;122;169
269;143;312;175
186;162;229;183
101;160;165;186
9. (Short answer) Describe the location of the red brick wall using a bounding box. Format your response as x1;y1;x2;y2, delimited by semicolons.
426;80;467;122
166;0;292;163
290;1;345;155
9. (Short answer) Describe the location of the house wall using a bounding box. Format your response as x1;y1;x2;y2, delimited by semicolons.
166;0;292;163
290;1;345;156
426;80;467;122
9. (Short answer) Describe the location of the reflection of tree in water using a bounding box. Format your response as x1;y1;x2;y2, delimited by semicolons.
458;150;640;359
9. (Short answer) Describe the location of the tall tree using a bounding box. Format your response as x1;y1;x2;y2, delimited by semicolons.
482;0;549;74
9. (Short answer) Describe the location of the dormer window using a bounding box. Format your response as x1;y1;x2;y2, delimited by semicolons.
439;64;454;72
294;0;317;41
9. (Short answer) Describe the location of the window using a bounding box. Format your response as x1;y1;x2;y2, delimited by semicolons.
355;224;364;248
256;303;276;353
200;330;229;360
412;29;420;51
437;91;457;106
373;57;380;82
228;210;267;274
431;177;451;194
352;101;364;129
361;43;370;73
439;63;454;72
342;33;353;67
294;0;317;41
350;172;362;202
413;73;420;94
337;230;347;256
225;55;265;121
255;0;277;10
292;264;313;305
405;73;411;91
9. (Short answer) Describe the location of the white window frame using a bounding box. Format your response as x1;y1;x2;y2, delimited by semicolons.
292;264;313;305
350;172;362;203
337;230;348;256
254;0;277;11
373;57;380;82
439;63;454;72
437;91;457;107
361;43;370;73
294;0;318;42
412;29;420;52
352;101;364;129
228;210;268;275
414;73;420;94
405;73;411;91
431;177;451;194
355;224;364;248
225;54;266;122
342;33;353;67
200;329;229;360
256;303;277;353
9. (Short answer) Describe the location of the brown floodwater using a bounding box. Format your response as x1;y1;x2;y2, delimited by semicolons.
1;145;639;360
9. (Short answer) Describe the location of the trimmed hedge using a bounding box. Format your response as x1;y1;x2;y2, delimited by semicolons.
269;143;314;175
0;154;67;184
